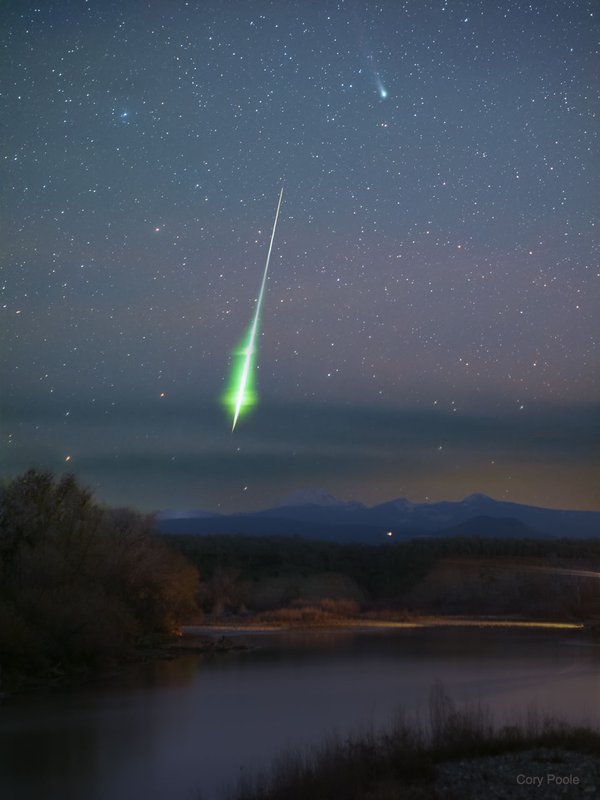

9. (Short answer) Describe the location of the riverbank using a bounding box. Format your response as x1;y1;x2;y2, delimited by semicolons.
229;685;600;800
183;612;589;636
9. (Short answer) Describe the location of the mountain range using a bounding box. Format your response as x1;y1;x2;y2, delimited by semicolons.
156;490;600;543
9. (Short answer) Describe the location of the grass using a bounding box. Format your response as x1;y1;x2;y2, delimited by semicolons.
253;598;362;626
227;682;600;800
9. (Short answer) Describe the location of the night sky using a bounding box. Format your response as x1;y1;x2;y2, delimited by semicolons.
2;0;598;512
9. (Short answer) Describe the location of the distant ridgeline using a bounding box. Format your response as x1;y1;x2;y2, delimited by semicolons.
157;492;600;543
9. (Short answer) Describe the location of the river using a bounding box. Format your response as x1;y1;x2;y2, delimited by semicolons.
1;626;598;800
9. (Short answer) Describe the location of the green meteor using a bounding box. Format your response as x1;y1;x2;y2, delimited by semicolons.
223;187;284;431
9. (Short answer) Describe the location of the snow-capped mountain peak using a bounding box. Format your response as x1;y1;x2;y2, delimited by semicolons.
385;497;415;512
463;493;495;505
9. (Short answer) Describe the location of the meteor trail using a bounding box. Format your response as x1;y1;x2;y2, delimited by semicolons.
224;187;284;431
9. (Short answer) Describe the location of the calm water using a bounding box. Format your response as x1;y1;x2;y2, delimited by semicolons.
1;627;599;800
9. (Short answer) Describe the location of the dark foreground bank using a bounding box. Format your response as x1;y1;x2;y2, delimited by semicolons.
228;684;600;800
0;470;200;692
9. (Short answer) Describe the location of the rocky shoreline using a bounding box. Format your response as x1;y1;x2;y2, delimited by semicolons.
435;747;599;799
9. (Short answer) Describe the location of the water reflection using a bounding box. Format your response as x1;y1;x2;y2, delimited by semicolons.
0;628;598;800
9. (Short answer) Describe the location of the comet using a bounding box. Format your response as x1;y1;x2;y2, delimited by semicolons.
376;77;388;99
223;187;284;431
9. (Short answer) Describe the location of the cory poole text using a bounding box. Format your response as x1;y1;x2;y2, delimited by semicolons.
517;774;580;787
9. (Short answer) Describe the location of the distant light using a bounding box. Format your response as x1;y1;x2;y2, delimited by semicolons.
387;531;393;537
159;391;166;398
65;455;71;462
379;87;388;99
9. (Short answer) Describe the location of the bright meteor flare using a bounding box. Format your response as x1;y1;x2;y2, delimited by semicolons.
223;187;284;430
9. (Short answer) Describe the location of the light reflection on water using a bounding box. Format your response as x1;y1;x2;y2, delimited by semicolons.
0;628;599;800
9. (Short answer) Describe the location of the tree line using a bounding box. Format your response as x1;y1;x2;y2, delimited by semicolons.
0;470;198;686
169;531;600;619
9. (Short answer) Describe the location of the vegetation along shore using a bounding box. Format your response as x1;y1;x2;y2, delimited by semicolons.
228;684;600;800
